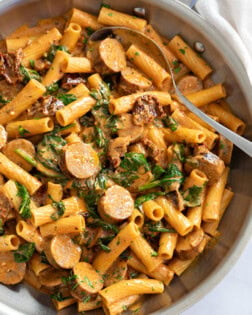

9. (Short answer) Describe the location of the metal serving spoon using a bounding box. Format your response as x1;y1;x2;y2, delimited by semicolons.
88;26;252;157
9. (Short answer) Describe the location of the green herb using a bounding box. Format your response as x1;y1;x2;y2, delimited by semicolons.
135;51;140;56
219;141;225;150
152;165;166;179
96;172;107;190
19;65;41;83
101;3;111;8
16;182;31;219
29;60;35;68
83;38;88;45
134;192;165;208
85;27;95;36
90;82;110;109
139;163;184;191
122;305;127;311
94;126;108;149
120;153;150;172
162;116;178;131
0;219;4;236
172;60;179;67
97;238;111;252
174;66;181;74
173;143;185;162
18;125;30;137
57;93;77;105
112;153;150;187
49;195;65;220
105;114;118;134
40;251;50;265
50;292;70;301
15;149;37;167
179;48;186;54
0;95;10;106
145;221;176;233
151;251;158;257
119;249;131;261
83;276;94;288
61;273;78;285
82;295;91;303
46;82;59;94
88;219;118;234
108;13;113;16
13;242;35;263
182;185;203;207
46;45;68;62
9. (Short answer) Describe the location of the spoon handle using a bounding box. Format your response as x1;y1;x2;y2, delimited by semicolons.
175;86;252;157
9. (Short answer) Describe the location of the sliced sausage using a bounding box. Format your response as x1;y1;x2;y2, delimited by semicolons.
175;228;205;260
176;75;203;95
0;251;26;285
39;267;68;287
0;187;13;224
119;67;152;94
98;185;134;223
117;114;144;143
2;139;35;172
185;152;225;185
0;125;7;149
217;135;233;165
104;259;128;287
60;142;100;179
93;38;126;74
71;262;103;299
44;235;81;269
108;136;131;168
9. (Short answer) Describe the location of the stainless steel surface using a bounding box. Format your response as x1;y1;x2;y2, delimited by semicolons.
89;26;252;157
0;0;251;315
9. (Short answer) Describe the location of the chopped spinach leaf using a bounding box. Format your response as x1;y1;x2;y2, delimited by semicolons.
19;65;41;83
0;95;10;106
46;82;59;95
50;292;71;301
18;125;30;137
85;27;95;36
97;238;111;252
145;221;176;233
14;242;35;263
182;185;203;207
162;116;178;131
57;93;77;105
46;45;68;62
134;192;165;208
15;182;31;219
139;163;184;191
49;195;65;220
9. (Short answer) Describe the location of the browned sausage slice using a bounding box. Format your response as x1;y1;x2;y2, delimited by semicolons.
94;38;126;74
0;187;13;224
119;67;152;94
39;267;68;287
175;228;205;260
60;142;100;179
98;185;134;223
44;235;81;269
104;259;128;287
0;251;26;285
0;125;7;149
177;75;203;95
72;262;103;297
117;113;144;143
2;139;35;171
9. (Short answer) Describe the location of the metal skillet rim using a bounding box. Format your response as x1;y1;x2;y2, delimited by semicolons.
0;0;251;314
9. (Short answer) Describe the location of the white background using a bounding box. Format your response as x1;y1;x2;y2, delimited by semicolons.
183;239;252;315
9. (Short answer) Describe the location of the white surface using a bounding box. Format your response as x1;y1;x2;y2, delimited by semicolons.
195;0;252;84
182;239;252;315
